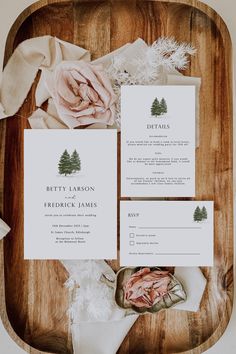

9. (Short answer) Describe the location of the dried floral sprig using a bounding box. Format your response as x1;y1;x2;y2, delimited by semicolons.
64;260;123;322
149;37;196;71
106;37;196;126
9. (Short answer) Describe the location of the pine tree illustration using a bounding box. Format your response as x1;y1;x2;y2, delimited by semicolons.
160;98;167;114
201;206;208;220
193;206;202;222
151;98;161;117
70;150;81;173
58;150;72;176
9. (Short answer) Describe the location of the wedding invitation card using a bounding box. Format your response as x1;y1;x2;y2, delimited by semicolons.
120;201;214;266
24;130;117;260
121;85;195;197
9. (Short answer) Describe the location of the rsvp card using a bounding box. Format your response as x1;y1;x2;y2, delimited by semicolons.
121;85;195;197
24;130;117;260
120;201;214;267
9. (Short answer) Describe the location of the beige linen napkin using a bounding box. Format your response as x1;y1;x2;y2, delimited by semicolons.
71;317;138;354
0;35;90;119
0;218;10;240
28;108;66;129
174;267;206;312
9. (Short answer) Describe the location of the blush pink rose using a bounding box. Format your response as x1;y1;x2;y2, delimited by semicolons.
124;268;171;308
46;61;117;128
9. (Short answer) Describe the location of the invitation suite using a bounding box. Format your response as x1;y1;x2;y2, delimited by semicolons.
121;85;195;197
120;201;214;266
24;130;117;260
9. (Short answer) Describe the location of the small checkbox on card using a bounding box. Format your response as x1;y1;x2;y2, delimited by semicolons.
129;241;135;246
129;233;135;238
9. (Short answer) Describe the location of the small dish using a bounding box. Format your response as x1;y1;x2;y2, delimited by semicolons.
102;267;187;315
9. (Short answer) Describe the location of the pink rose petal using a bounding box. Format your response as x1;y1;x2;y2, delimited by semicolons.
46;60;117;128
124;268;171;309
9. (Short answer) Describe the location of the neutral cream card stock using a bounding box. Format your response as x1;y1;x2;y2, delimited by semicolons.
24;130;117;260
121;85;195;197
120;201;214;267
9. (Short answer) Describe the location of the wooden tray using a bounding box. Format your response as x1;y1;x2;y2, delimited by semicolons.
0;0;233;353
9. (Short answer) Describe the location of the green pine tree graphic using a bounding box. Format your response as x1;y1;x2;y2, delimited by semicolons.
201;206;208;220
151;97;167;117
58;150;72;176
151;98;161;116
160;98;167;114
193;206;202;222
70;149;81;173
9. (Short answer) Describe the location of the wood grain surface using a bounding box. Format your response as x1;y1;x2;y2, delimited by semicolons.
0;1;233;353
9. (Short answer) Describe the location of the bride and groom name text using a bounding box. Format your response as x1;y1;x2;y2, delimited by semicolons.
44;202;98;208
44;186;97;208
46;185;95;192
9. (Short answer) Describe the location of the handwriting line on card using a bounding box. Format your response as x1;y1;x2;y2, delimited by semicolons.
138;226;202;229
154;253;201;255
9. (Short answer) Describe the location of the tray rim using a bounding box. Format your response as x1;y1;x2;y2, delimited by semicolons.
0;0;233;353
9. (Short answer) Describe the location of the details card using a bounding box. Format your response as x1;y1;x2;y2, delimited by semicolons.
24;130;117;260
121;85;195;197
120;201;214;266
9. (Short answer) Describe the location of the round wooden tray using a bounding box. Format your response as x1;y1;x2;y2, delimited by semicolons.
0;0;233;353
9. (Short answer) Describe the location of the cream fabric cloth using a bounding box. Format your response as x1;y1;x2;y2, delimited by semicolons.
71;317;138;354
0;218;10;240
0;36;90;119
174;267;206;312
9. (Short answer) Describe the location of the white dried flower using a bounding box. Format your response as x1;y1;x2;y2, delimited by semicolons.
106;37;196;126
